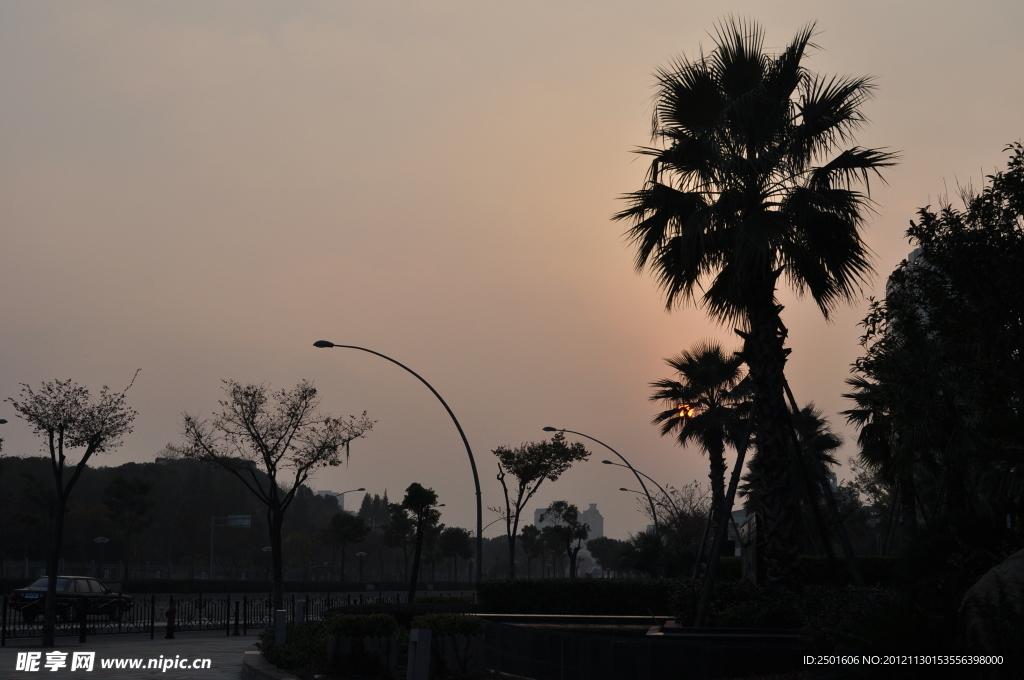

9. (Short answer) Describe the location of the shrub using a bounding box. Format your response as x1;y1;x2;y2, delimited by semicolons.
672;579;896;652
410;613;483;636
326;613;400;638
257;621;328;674
476;578;679;615
796;556;902;587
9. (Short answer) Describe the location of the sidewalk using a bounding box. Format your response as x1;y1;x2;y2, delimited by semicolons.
0;630;258;679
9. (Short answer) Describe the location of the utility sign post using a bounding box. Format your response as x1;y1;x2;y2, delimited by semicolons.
210;515;252;579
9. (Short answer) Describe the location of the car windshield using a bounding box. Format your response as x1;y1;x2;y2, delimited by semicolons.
27;578;72;590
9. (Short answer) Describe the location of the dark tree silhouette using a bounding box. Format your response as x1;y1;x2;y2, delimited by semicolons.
102;476;154;571
329;512;369;581
175;379;372;609
489;432;590;578
615;18;894;585
540;501;590;577
651;341;748;552
518;524;543;579
402;483;441;601
438;526;473;582
6;376;138;646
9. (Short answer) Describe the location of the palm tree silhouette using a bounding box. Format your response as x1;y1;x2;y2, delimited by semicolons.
650;341;748;538
615;18;895;584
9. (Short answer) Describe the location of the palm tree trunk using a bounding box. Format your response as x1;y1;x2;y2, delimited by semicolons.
696;438;749;626
744;297;801;588
707;441;728;536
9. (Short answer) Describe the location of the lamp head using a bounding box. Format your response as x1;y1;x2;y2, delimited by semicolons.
542;427;558;432
0;419;7;424
313;340;335;348
618;488;629;492
357;488;366;491
601;460;613;465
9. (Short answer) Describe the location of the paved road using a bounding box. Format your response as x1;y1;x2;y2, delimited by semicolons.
0;630;258;679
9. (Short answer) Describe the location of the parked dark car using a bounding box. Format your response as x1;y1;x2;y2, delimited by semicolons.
8;576;134;624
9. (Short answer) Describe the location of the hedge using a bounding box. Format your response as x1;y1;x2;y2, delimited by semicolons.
257;622;328;675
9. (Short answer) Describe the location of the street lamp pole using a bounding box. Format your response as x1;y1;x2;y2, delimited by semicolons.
601;460;682;516
314;340;484;583
544;427;660;534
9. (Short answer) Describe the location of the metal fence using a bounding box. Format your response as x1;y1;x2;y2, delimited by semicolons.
0;592;402;645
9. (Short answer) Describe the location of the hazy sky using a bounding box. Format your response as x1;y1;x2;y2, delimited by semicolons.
2;1;1021;539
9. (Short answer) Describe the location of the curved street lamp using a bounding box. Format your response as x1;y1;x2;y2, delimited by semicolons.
313;340;484;583
543;427;659;533
601;460;681;516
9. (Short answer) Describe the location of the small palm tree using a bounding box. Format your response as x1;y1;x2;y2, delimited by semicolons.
651;341;748;531
616;18;895;584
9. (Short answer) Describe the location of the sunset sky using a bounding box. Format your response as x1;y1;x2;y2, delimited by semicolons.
2;1;1021;538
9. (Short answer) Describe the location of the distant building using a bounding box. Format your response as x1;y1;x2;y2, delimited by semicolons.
580;504;604;539
729;509;747;556
533;503;604;539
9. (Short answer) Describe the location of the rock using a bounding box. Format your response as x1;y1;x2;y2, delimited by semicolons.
960;547;1024;654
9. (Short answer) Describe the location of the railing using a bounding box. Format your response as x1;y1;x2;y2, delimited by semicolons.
0;592;405;644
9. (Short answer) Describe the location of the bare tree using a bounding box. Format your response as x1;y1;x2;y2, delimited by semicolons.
174;380;372;609
489;432;590;578
7;376;138;646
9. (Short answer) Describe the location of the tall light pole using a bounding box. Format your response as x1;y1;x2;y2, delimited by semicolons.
313;340;484;583
543;427;660;534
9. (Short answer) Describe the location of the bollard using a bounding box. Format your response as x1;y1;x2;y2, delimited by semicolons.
165;596;176;639
2;595;8;648
150;595;155;640
406;628;431;680
226;595;231;636
243;596;247;636
295;598;306;625
233;600;240;636
78;596;87;643
274;610;287;648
